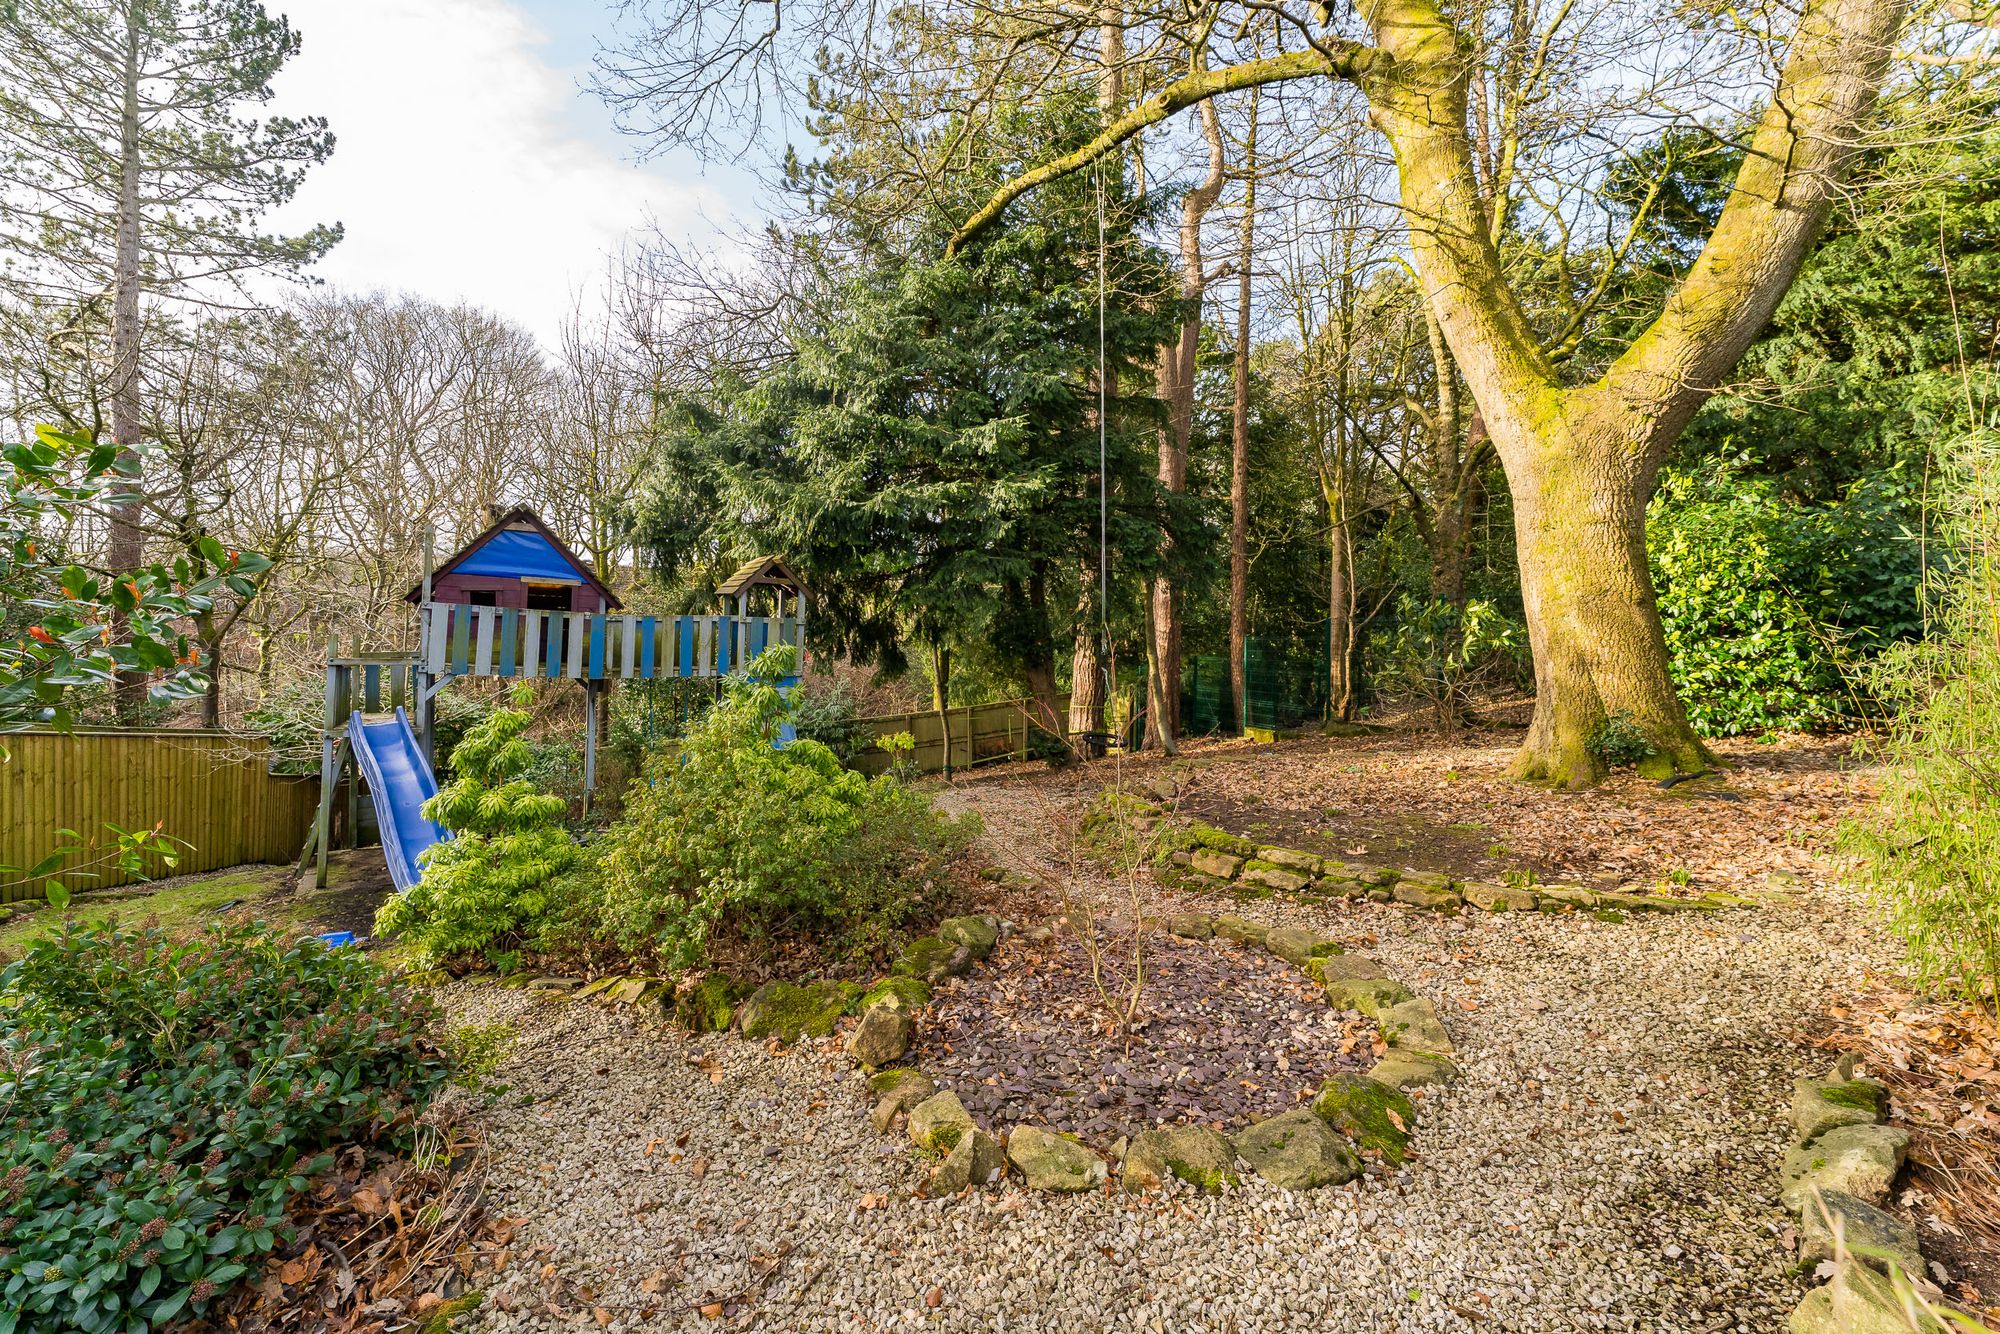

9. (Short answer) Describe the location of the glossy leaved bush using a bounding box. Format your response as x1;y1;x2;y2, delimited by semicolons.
1649;463;1921;736
0;921;448;1334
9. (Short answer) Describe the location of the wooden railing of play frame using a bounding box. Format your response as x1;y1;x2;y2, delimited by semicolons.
415;603;804;682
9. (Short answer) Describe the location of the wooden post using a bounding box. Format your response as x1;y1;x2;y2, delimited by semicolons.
345;735;360;850
313;646;342;888
584;684;596;820
735;591;748;672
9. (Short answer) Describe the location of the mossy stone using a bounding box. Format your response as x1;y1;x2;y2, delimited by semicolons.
938;914;998;960
862;976;932;1012
908;1090;977;1153
1264;925;1328;967
737;979;860;1043
1391;882;1462;913
1213;915;1269;946
669;972;747;1033
930;1127;1005;1193
1798;1189;1922;1277
1121;1126;1237;1193
1463;882;1539;913
895;936;974;984
1235;1109;1361;1190
1324;975;1413;1017
867;1068;935;1133
1378;998;1456;1057
1313;1073;1417;1164
1192;848;1246;879
416;1292;485;1334
1788;1254;1944;1334
1309;953;1386;985
1781;1124;1909;1210
1367;1053;1460;1090
846;1003;914;1067
1258;847;1324;874
1792;1077;1889;1142
1190;824;1257;858
1166;913;1214;940
1005;1126;1106;1192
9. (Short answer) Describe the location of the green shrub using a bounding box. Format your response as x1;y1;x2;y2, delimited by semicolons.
1649;463;1921;735
594;648;977;971
373;698;584;967
1585;713;1657;768
789;678;873;764
0;920;447;1333
1375;596;1526;728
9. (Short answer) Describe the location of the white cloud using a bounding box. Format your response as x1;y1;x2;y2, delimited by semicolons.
268;0;729;345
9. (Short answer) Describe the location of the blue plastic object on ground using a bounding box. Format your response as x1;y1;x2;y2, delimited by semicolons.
316;930;357;948
347;706;448;893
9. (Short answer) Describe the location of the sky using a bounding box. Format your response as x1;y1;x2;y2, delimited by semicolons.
269;0;762;347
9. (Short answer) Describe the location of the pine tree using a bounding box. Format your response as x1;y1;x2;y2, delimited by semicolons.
0;0;337;714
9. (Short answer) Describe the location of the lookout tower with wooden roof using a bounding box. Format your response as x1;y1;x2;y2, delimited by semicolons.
311;520;809;896
717;555;804;628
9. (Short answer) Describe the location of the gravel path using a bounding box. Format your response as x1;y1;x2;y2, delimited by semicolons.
450;765;1886;1333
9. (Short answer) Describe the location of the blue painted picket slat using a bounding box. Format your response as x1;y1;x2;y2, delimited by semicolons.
677;617;696;677
639;617;656;679
588;616;606;680
498;609;518;677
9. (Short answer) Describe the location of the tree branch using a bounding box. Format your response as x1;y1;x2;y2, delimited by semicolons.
945;45;1381;256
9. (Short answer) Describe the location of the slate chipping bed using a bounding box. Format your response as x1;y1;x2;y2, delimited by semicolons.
909;930;1372;1142
444;861;1885;1333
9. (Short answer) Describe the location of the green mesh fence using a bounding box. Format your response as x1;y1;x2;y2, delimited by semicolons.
1182;637;1329;735
1187;655;1230;735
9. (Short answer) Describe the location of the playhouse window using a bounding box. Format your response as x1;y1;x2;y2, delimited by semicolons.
467;590;498;606
525;585;571;612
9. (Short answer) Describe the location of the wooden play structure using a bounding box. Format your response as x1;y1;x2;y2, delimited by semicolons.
305;511;806;888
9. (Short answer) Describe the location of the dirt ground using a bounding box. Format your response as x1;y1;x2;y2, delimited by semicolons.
952;727;1864;894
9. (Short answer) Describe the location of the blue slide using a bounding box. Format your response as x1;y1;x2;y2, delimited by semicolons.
348;707;448;893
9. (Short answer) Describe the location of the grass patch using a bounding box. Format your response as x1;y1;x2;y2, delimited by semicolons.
0;868;285;953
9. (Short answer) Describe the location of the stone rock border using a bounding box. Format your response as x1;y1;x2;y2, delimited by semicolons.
851;898;1455;1199
1777;1056;1950;1332
1098;777;1757;919
495;861;1456;1199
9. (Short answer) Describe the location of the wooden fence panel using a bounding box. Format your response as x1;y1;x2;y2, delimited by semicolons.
0;731;319;903
850;697;1068;775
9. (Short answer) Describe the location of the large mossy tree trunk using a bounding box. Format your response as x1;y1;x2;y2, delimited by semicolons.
1499;426;1704;782
1358;0;1903;785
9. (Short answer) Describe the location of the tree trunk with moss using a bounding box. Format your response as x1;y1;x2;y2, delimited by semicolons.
1499;424;1701;781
